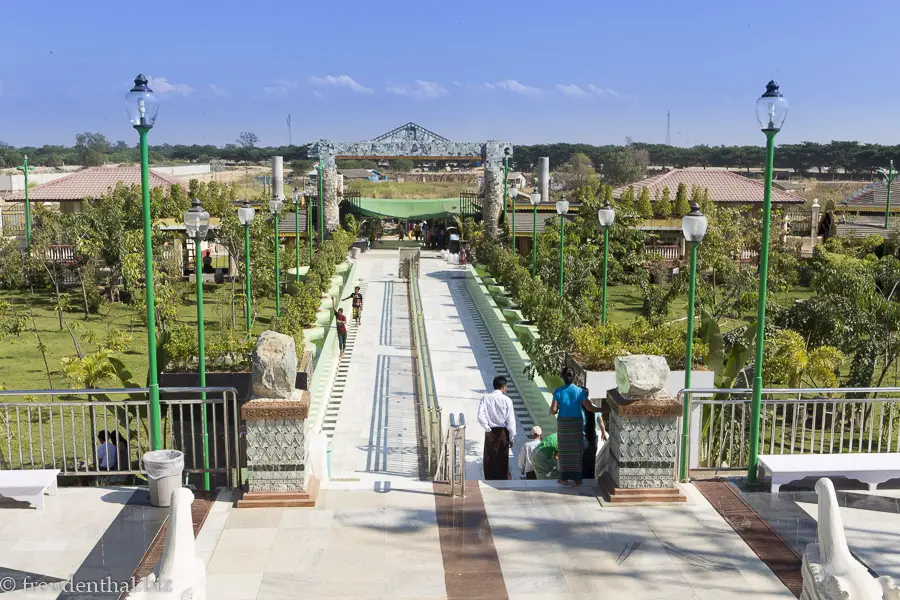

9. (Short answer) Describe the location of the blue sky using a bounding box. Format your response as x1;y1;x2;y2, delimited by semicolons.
1;0;897;148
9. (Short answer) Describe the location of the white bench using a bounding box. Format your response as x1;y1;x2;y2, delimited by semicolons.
0;469;60;509
758;453;900;493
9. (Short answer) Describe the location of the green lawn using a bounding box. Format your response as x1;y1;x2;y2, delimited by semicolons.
0;284;283;392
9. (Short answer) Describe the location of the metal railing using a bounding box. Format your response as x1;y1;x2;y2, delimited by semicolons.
0;387;242;488
436;413;466;497
647;244;681;261
678;386;900;479
407;261;442;477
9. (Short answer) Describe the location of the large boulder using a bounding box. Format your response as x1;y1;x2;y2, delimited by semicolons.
251;331;297;400
615;355;669;398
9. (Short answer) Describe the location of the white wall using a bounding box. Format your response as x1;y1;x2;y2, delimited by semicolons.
0;172;71;192
150;165;212;177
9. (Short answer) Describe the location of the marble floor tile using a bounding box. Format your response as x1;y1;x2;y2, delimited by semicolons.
205;573;263;600
215;527;278;552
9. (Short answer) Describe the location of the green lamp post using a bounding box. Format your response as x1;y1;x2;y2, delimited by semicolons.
317;161;325;243
125;74;163;450
748;80;789;485
878;161;895;230
678;201;709;482
184;197;211;490
510;184;518;255
304;180;315;264
556;199;569;298
15;156;35;252
292;186;301;283
503;150;510;240
597;199;616;324
529;192;541;277
269;196;283;318
238;201;256;331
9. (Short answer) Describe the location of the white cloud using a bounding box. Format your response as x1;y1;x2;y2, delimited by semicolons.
586;84;621;97
555;84;588;98
309;74;373;94
208;83;228;97
264;79;298;96
147;76;193;95
386;80;448;100
481;79;543;96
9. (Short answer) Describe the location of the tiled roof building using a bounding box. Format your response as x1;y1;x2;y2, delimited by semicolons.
613;168;805;206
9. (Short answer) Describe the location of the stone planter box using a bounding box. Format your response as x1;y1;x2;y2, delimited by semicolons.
566;354;713;469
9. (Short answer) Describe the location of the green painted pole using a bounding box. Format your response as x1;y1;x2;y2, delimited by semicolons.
17;156;34;252
308;199;313;264
748;129;777;485
601;228;610;324
559;215;566;297
194;236;209;491
274;212;281;318
318;162;325;243
294;202;300;282
679;242;699;481
531;205;538;277
244;224;252;331
503;157;509;240
885;160;894;230
138;127;162;451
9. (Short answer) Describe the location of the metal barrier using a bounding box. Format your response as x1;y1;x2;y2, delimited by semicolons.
436;413;466;497
678;386;900;481
0;386;242;488
407;261;442;477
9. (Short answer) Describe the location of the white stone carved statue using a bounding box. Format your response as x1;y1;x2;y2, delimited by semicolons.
801;478;900;600
128;488;206;600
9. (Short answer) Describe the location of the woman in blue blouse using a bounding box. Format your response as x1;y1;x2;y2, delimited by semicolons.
550;368;592;487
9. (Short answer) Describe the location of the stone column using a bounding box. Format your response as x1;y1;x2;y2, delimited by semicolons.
323;166;340;232
538;157;550;204
810;198;820;249
240;331;313;504
597;355;686;505
271;156;284;200
482;162;503;237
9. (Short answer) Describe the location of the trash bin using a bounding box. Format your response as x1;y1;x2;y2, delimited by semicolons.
143;450;185;507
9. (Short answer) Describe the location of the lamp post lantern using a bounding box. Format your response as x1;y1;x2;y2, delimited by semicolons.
15;156;35;252
510;184;519;254
184;197;211;490
597;199;616;325
269;196;283;318
292;187;301;283
556;199;569;298
678;201;708;481
878;161;896;230
238;201;256;331
125;73;163;450
748;80;788;484
529;192;541;277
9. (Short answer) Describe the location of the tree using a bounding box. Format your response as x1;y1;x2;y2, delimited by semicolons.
555;152;598;190
700;187;714;214
674;183;690;217
619;185;635;212
654;186;673;218
236;132;259;148
636;187;653;219
75;132;110;166
602;148;648;186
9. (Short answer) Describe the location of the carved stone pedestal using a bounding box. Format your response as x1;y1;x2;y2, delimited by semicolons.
598;387;685;505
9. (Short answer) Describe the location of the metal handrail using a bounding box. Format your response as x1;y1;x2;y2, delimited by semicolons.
0;386;241;488
437;412;466;497
676;386;900;481
407;261;442;477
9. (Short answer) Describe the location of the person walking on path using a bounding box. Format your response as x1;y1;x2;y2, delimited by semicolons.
550;368;591;487
343;286;364;326
530;432;560;480
517;426;542;480
476;376;517;480
332;297;348;357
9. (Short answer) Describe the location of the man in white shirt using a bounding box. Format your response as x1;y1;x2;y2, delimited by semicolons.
477;376;517;480
517;426;542;480
97;430;118;471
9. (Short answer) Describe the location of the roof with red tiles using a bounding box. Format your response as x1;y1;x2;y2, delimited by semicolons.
5;166;182;202
613;168;805;205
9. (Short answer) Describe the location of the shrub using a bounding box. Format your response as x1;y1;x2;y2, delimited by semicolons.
572;318;708;371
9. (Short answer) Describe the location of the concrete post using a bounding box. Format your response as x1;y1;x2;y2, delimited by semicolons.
810;198;820;249
271;156;284;200
538;157;550;204
482;163;503;236
323;166;340;232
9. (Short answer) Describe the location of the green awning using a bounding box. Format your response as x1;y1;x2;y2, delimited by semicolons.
352;198;466;219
